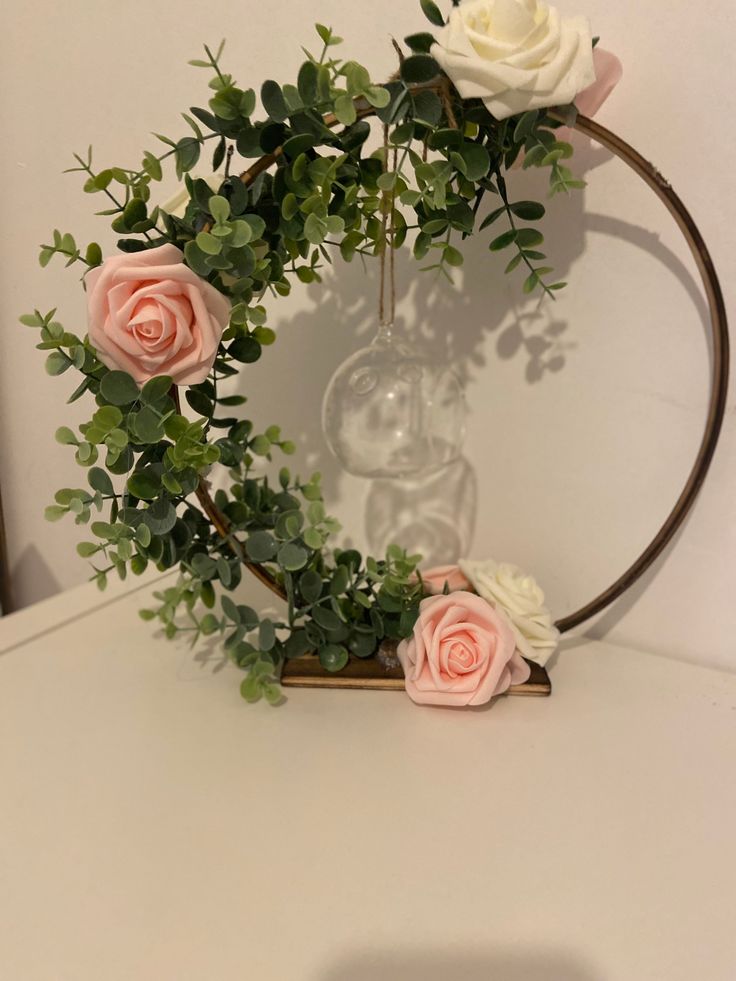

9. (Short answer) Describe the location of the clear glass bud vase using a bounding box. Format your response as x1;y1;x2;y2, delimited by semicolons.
321;321;466;479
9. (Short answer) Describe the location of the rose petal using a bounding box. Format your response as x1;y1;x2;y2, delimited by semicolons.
86;243;230;386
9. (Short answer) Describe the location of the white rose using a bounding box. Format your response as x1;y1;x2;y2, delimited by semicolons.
459;557;559;665
432;0;596;121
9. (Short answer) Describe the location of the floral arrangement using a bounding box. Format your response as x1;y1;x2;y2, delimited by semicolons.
23;0;619;708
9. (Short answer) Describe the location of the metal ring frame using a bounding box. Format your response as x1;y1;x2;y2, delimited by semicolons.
550;113;729;631
196;110;729;634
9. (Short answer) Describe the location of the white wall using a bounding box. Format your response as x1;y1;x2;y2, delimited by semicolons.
1;0;734;669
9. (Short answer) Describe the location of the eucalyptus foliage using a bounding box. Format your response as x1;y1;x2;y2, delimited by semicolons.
23;6;587;703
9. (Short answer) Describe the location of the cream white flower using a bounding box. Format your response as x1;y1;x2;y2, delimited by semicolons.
432;0;596;121
459;557;559;665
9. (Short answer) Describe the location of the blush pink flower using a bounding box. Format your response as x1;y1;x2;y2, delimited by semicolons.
420;564;473;595
86;243;231;386
397;592;530;707
576;48;623;120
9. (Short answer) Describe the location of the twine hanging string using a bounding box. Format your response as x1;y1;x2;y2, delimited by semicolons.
378;125;398;330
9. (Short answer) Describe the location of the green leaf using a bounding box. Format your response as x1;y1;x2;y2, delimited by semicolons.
334;93;357;126
444;244;463;267
229;336;261;363
212;136;226;171
100;371;140;406
412;90;442;126
300;569;323;605
140;376;173;403
400;54;439;84
208;194;230;223
404;32;437;53
253;326;276;346
240;674;262;703
259;619;276;651
277;543;308;572
44;505;67;522
319;644;349;673
174;137;200;175
191;553;217;579
281;192;299;221
142;498;177;536
143;151;163;181
133;406;166;443
479;205;507;230
350;627;378;658
516;228;544;248
343;60;371;95
420;0;445;27
297;60;318;105
522;145;548;170
312;605;341;631
489;229;518;251
127;470;161;500
123;197;147;227
136;523;152;547
304;212;326;245
303;528;322;550
221;595;241;623
88;467;114;496
77;541;100;558
55;426;78;446
85;242;102;266
284;630;312;659
456;142;491;181
250;435;270;456
514;109;540;143
282;133;314;160
510;200;546;221
184;240;211;277
196;231;221;255
186;389;214;417
261;80;288;122
45;351;70;376
246;530;278;562
20;311;44;327
364;85;390;109
92;405;124;434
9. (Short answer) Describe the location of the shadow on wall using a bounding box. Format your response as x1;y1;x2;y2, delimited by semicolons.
10;545;61;608
241;130;711;615
247;139;608;558
317;947;602;981
365;456;477;565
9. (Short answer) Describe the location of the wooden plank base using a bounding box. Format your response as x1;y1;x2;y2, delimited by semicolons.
281;652;551;696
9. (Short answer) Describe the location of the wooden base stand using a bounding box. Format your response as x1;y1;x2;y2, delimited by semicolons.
281;651;551;696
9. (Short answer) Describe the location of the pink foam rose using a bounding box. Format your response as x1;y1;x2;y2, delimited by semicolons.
420;564;473;595
555;48;623;140
576;48;623;120
86;243;231;386
397;592;530;707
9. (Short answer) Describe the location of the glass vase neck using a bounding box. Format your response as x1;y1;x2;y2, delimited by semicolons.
375;319;396;345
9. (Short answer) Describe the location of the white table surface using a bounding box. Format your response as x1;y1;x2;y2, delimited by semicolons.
1;572;735;981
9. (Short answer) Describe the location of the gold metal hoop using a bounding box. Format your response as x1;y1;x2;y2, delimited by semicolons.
194;111;730;635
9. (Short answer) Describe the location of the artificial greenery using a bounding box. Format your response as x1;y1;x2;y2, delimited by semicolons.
23;4;586;703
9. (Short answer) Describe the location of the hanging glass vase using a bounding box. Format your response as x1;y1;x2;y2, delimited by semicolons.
321;320;466;479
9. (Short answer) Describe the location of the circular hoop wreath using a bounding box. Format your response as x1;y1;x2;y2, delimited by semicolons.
25;4;728;707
